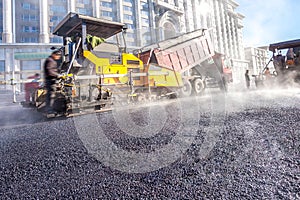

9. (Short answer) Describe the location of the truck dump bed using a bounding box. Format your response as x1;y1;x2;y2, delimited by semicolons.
138;29;215;73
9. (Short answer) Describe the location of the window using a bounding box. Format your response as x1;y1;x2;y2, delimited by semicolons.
141;2;149;16
123;6;132;11
50;5;67;13
30;15;37;21
141;2;149;10
77;0;90;4
101;11;112;17
124;14;133;21
76;8;92;15
31;27;38;33
126;23;135;29
142;18;149;24
22;14;38;22
101;2;112;8
141;10;149;16
23;26;30;32
50;16;63;22
21;61;40;71
21;37;38;43
22;14;29;21
22;3;37;10
22;3;30;9
22;26;39;33
124;0;133;3
51;37;63;43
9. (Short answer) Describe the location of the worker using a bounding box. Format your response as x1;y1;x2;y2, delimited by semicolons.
286;48;295;65
245;69;250;89
274;50;285;70
264;67;271;77
24;73;40;104
294;47;300;65
43;50;62;114
264;67;272;86
286;48;294;60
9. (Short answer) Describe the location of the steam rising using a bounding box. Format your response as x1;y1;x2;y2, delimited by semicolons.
0;85;300;128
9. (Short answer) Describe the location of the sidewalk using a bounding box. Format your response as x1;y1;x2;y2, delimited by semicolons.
0;88;45;127
0;89;25;107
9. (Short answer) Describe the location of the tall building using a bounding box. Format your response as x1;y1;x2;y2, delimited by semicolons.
245;47;269;76
0;0;248;85
181;0;249;83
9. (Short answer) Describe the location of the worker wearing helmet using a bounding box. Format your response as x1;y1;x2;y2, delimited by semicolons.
43;50;62;114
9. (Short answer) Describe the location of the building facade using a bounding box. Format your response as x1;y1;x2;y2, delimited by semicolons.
244;47;269;76
0;0;248;85
181;0;249;84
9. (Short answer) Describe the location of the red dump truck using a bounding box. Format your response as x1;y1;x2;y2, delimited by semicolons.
136;29;232;96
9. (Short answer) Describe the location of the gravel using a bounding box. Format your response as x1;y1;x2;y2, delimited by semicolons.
0;89;299;199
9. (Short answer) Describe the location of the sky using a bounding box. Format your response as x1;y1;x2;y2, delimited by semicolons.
236;0;300;47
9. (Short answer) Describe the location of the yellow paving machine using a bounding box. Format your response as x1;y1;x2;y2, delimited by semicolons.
32;12;229;117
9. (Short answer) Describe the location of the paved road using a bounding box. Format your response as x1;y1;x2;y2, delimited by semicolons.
0;89;299;199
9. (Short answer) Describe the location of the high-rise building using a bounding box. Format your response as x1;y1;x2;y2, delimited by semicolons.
245;47;269;76
181;0;249;83
0;0;248;85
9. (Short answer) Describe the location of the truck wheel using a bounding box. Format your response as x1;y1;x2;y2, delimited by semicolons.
193;78;205;95
180;80;192;97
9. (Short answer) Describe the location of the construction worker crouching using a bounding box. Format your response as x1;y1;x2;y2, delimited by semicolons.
43;50;62;114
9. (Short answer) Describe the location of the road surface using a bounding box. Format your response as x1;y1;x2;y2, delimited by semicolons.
0;89;299;199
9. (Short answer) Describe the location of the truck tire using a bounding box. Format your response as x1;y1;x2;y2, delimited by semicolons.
180;80;192;97
193;78;205;95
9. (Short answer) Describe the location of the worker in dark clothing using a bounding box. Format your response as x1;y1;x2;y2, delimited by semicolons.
44;50;62;113
245;69;250;89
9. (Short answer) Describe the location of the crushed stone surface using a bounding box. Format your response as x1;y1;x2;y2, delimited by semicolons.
0;89;299;199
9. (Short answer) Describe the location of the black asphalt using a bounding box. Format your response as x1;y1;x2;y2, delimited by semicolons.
0;89;299;199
